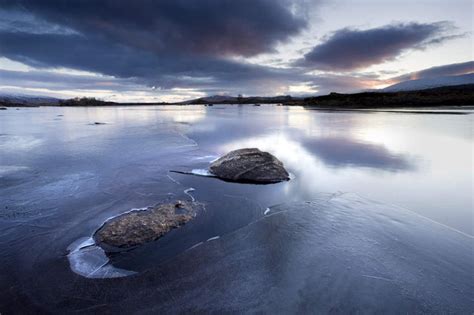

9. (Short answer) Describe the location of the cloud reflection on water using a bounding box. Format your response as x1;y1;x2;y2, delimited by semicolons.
219;133;415;201
302;136;414;171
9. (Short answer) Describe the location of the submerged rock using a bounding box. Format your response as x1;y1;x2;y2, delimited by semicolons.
209;148;290;183
94;201;200;250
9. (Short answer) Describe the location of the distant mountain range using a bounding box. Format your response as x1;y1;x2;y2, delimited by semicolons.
383;73;474;92
0;93;59;106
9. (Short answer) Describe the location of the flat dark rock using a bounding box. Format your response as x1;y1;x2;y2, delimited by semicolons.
94;201;200;250
209;148;290;183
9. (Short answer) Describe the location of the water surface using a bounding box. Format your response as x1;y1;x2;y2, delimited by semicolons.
0;105;472;312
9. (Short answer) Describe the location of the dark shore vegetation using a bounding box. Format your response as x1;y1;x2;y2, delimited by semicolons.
58;97;117;106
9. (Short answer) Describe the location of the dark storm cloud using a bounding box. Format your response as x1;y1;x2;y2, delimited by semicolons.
297;22;460;71
0;0;312;94
0;0;306;57
0;30;307;93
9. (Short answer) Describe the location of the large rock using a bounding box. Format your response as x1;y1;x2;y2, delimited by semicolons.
94;201;200;250
209;148;290;183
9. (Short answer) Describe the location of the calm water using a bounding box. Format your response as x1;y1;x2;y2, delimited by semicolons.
0;105;473;313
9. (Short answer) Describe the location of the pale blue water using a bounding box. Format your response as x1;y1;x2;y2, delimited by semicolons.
0;105;472;313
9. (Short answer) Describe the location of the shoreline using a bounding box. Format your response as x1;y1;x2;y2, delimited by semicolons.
2;84;473;109
1;103;473;114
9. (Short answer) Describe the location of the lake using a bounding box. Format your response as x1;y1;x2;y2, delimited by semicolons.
0;105;473;313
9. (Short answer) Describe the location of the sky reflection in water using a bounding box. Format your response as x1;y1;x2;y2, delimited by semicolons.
1;105;472;238
178;105;472;236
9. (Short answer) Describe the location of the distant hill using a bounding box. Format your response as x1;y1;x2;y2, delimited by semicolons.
0;93;60;106
292;84;474;108
188;95;238;103
181;94;298;104
384;73;474;92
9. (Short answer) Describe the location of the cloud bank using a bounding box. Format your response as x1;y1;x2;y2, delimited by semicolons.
298;22;461;71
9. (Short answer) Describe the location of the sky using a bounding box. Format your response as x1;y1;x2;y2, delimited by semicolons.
0;0;472;102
